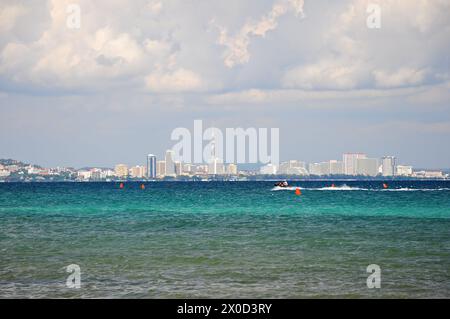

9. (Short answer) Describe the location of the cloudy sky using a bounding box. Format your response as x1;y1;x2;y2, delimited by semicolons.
0;0;449;168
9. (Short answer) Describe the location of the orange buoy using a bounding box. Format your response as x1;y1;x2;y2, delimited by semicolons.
295;188;302;196
141;184;145;190
119;182;124;189
383;183;388;189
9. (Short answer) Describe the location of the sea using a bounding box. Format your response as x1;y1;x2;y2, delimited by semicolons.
0;181;449;298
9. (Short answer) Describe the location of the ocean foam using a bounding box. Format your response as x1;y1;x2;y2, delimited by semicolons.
271;185;450;192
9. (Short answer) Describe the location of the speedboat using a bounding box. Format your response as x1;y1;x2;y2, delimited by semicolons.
274;181;289;187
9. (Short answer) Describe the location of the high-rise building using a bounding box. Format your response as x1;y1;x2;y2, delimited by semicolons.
329;160;344;175
130;165;146;178
396;165;413;176
114;164;128;178
208;157;224;175
174;161;183;176
343;153;367;175
227;163;238;175
217;162;225;175
146;154;156;179
355;158;379;176
156;161;166;177
308;163;322;175
319;162;330;175
381;156;396;176
309;160;344;176
165;150;175;176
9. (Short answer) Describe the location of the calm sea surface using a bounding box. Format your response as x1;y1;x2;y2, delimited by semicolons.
0;181;449;298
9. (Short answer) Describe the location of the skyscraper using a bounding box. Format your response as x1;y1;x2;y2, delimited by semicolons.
146;154;156;179
156;161;166;177
207;129;225;175
174;161;183;176
381;156;396;176
130;165;146;178
165;150;175;176
208;157;224;175
309;160;343;176
343;153;367;175
356;158;379;176
329;160;344;175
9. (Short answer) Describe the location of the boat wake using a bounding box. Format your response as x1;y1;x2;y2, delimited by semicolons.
271;185;450;192
271;186;303;191
271;185;365;191
380;188;450;192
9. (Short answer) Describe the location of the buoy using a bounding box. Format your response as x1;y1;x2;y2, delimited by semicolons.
295;188;301;196
383;183;388;189
141;184;145;190
119;182;124;189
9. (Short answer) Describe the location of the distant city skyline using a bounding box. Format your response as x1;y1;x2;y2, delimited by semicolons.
0;150;435;172
0;149;448;170
2;150;447;181
0;1;449;169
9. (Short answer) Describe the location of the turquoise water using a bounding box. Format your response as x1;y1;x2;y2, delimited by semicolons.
0;181;449;298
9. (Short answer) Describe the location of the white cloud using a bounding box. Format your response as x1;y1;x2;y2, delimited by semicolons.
281;0;450;90
0;0;202;92
373;68;428;88
206;86;423;106
215;0;304;68
282;59;365;90
147;1;163;15
0;0;448;97
0;4;27;33
146;68;204;93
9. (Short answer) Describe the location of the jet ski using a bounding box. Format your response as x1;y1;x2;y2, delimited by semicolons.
274;181;289;187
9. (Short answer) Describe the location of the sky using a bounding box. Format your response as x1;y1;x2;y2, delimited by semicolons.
0;0;449;168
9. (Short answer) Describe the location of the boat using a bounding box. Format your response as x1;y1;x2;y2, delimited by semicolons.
274;181;289;187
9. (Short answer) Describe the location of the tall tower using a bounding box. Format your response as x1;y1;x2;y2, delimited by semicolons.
146;154;156;179
381;156;396;176
165;150;175;176
343;153;367;175
207;129;224;175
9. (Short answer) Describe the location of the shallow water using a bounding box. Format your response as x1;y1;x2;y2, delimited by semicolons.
0;181;449;298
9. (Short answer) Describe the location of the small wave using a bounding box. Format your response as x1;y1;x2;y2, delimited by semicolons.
315;185;367;191
271;186;450;192
271;185;366;191
380;188;450;192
